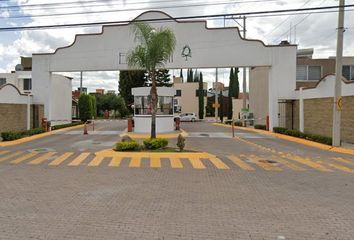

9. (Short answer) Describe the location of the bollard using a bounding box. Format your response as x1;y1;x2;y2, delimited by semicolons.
232;120;235;138
175;117;180;131
127;118;133;132
266;115;270;131
84;123;88;135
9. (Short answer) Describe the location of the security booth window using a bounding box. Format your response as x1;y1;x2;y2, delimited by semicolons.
134;96;173;115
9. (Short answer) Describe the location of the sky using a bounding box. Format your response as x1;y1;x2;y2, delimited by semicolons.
0;0;353;92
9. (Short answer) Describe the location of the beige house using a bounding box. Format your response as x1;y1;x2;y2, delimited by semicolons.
173;77;208;118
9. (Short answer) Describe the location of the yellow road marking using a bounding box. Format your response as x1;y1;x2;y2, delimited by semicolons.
188;157;206;169
207;157;230;170
246;155;282;171
227;155;255;171
11;152;39;164
318;161;354;173
150;157;161;168
169;158;183;168
271;155;306;171
280;153;332;172
331;157;354;166
0;150;10;156
108;157;123;167
28;152;56;165
88;155;105;167
48;152;74;166
0;151;23;162
129;157;141;167
68;152;90;166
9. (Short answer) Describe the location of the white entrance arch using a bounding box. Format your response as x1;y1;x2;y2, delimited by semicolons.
32;11;297;129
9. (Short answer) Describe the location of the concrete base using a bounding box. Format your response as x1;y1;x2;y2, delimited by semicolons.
133;116;174;133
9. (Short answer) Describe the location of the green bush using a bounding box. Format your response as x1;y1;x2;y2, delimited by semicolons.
1;127;45;141
79;94;93;122
254;124;266;130
273;127;332;145
177;134;185;152
143;138;168;150
51;122;82;130
115;140;140;151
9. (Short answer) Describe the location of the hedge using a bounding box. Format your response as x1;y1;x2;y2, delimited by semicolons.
115;140;140;151
143;138;168;150
254;124;266;130
1;127;45;141
51;121;82;130
273;127;332;145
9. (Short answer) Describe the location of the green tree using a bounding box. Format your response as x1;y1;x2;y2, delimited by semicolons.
234;67;240;99
144;69;172;87
198;72;204;119
187;68;193;82
193;69;199;82
119;70;146;109
180;69;183;82
89;95;97;118
227;68;234;120
127;22;176;138
78;94;93;122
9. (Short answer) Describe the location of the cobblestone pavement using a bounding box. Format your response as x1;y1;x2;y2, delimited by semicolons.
0;120;354;239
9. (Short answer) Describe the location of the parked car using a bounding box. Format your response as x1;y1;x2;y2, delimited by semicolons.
175;112;197;122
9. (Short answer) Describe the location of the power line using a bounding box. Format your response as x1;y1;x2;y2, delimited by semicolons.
0;4;353;31
0;0;276;20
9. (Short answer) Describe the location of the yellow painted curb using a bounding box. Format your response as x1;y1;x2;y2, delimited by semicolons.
0;124;84;147
212;123;354;156
95;149;214;158
120;128;188;139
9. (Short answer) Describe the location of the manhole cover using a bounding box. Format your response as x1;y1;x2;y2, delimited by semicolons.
260;160;277;164
200;133;209;137
92;142;101;145
30;148;54;153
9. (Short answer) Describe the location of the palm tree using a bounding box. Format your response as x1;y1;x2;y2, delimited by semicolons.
127;22;176;138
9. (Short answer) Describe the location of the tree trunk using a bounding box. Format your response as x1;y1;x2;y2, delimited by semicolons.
150;70;158;138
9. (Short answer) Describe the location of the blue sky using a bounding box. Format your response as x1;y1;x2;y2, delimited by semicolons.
0;0;353;92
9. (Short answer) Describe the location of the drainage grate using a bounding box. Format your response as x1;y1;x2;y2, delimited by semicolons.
199;133;209;137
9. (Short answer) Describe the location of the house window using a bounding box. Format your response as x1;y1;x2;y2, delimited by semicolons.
195;89;207;97
296;65;322;80
343;65;354;80
23;78;32;90
0;78;6;86
175;89;182;96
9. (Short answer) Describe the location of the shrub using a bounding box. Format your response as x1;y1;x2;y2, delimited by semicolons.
51;122;82;130
143;138;168;150
1;127;45;141
254;124;266;130
115;140;140;151
273;127;332;145
177;134;185;152
121;135;133;142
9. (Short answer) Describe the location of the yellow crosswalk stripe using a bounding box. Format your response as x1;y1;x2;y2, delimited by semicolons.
129;157;141;167
28;152;56;165
207;157;230;170
280;153;332;172
0;150;10;156
331;157;354;166
169;158;183;168
271;155;306;171
108;157;123;167
11;152;39;164
245;155;282;171
318;161;354;173
68;152;90;166
88;155;105;167
188;157;206;169
227;155;255;171
150;157;161;168
0;151;24;162
48;152;74;166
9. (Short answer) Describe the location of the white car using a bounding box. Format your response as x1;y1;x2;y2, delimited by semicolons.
178;112;197;122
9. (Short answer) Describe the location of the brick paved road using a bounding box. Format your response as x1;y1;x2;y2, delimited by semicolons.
0;120;354;239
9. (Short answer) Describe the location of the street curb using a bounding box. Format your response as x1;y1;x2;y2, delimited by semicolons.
119;128;189;139
0;124;84;147
95;149;214;158
212;123;354;156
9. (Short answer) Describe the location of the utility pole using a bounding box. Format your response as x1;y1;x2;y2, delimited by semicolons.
79;71;83;94
332;0;345;147
215;68;219;122
242;16;247;110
